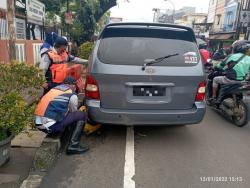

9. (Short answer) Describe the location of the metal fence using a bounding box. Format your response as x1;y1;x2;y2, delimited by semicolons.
33;43;42;66
15;43;25;62
0;18;8;39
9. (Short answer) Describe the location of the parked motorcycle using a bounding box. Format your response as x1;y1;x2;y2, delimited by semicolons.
206;73;250;127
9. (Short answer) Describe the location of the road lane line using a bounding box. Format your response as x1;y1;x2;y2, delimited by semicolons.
124;126;135;188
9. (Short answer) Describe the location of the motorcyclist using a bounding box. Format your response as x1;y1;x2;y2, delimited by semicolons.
211;40;250;101
199;44;211;65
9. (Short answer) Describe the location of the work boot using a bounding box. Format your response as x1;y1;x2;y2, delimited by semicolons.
66;121;89;155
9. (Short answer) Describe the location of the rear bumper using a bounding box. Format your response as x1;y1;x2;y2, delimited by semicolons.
86;100;206;126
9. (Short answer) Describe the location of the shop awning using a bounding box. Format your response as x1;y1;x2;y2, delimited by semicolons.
209;33;235;40
196;38;207;46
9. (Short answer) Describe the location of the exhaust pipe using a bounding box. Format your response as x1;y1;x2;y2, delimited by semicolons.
222;98;235;108
220;104;234;116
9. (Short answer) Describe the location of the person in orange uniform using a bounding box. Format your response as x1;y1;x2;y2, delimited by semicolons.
35;77;89;155
39;37;88;93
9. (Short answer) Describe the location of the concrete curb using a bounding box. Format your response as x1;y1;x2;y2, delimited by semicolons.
32;136;61;172
19;130;70;188
20;173;45;188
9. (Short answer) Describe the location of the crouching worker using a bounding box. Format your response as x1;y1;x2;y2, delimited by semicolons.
34;76;89;155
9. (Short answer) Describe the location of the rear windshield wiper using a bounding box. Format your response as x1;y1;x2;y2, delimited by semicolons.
142;53;179;71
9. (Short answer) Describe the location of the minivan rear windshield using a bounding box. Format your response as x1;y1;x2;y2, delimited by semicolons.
97;27;200;67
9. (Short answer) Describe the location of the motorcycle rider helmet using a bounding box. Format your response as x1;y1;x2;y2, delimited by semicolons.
212;50;225;60
198;43;207;50
232;40;250;54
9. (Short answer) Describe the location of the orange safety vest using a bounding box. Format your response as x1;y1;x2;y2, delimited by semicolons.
35;85;73;121
48;50;69;84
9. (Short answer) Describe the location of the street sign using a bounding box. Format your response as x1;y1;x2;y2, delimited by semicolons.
16;18;26;39
239;33;245;40
26;0;45;25
240;11;250;25
65;12;73;24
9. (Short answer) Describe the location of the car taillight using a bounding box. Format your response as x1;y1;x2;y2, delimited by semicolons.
85;74;100;100
195;81;206;101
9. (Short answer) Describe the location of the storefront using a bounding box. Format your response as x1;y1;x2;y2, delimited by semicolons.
208;32;236;54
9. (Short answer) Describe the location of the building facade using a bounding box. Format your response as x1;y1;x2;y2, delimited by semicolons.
213;0;227;32
223;0;239;32
241;0;250;9
207;0;218;23
153;6;196;24
0;0;43;64
176;13;207;28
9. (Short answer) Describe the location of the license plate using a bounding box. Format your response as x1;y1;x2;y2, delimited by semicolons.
133;86;166;97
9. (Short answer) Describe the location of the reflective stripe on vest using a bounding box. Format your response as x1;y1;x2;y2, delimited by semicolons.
48;50;69;83
35;85;73;121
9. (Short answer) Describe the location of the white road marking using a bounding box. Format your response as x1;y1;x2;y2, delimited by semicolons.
124;126;135;188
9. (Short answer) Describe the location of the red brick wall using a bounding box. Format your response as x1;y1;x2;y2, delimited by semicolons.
0;40;9;63
0;39;42;64
24;40;33;64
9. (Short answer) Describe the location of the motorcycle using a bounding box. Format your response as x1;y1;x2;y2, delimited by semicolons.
204;59;213;74
206;71;250;127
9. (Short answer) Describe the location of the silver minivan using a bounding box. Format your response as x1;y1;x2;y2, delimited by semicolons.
85;23;206;126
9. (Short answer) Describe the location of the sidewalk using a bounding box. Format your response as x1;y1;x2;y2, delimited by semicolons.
0;130;46;188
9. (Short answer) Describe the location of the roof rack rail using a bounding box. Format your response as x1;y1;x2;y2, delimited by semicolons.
105;22;193;32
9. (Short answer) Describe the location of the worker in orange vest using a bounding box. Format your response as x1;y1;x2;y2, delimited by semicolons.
39;37;88;93
35;77;89;155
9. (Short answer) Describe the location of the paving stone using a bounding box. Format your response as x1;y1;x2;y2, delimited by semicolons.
0;173;20;188
11;131;46;148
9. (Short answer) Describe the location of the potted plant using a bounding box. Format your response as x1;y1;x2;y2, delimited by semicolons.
0;61;45;166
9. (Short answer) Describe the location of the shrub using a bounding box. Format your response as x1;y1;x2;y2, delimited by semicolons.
77;41;94;60
0;62;45;141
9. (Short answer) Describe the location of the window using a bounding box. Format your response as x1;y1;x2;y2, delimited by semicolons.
227;12;233;26
98;27;199;67
0;10;7;39
16;18;26;39
0;18;7;39
217;15;221;25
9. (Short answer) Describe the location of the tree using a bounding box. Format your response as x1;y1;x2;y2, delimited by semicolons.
94;0;117;22
40;0;67;14
7;0;16;61
42;0;120;42
76;0;118;42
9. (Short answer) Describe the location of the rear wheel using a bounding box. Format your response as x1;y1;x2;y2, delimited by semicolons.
232;100;249;127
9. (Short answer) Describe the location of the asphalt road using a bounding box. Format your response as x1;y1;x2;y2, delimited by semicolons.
40;108;250;188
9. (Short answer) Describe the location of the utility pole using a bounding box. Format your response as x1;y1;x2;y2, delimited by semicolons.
7;0;16;62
